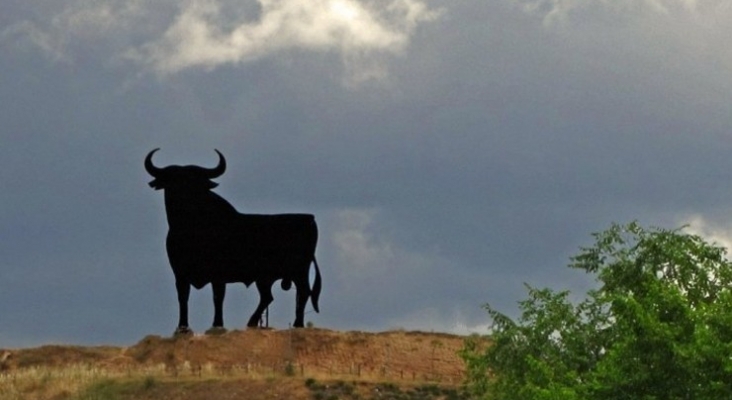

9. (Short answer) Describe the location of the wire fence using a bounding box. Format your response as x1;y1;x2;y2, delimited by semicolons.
155;359;462;383
0;357;461;388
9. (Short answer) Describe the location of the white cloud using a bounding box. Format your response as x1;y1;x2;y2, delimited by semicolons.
382;306;493;335
1;0;158;63
682;214;732;253
328;209;492;335
3;0;438;82
130;0;440;76
331;208;430;283
511;0;731;24
1;21;69;62
52;1;143;36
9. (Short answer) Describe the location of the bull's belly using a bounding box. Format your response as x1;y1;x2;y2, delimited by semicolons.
181;256;309;289
180;260;253;287
167;231;313;288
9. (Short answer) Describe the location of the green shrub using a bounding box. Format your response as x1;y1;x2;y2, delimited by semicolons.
462;222;732;400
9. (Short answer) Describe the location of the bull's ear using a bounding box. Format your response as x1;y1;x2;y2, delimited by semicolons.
206;181;219;189
148;179;164;190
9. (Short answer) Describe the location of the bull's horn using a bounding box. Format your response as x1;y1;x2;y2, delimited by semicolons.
205;149;226;178
144;148;162;177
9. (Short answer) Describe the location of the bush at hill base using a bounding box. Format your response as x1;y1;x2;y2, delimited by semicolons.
461;222;732;400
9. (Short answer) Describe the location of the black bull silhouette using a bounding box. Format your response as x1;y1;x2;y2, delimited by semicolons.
145;149;321;333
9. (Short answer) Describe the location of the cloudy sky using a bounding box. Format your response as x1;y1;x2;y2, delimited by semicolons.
3;0;732;347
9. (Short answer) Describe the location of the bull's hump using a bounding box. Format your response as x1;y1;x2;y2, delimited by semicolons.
241;214;314;223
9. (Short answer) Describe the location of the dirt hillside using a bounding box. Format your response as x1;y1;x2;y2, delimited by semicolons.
0;329;476;400
4;329;465;381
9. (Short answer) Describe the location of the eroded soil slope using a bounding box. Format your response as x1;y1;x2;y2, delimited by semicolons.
3;329;467;382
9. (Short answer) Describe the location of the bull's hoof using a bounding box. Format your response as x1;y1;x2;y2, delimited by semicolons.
173;326;193;336
246;323;271;329
205;326;227;335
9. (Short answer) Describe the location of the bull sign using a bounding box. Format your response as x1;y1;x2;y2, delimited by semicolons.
145;149;321;335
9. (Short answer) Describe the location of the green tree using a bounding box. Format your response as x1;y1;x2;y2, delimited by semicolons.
461;222;732;400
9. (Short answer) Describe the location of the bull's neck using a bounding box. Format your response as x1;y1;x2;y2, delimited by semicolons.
163;189;236;230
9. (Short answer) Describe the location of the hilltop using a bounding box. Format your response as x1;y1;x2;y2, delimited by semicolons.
0;328;476;400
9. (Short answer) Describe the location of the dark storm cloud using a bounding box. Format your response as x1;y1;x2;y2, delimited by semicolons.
2;0;732;346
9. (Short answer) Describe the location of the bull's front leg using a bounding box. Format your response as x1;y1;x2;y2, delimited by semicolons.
174;277;193;336
206;282;227;335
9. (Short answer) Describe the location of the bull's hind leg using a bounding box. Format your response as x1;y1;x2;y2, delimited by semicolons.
247;279;274;328
293;271;312;328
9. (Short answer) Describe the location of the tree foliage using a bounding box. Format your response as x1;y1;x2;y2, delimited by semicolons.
461;222;732;400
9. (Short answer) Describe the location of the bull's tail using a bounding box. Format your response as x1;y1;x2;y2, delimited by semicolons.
311;256;321;313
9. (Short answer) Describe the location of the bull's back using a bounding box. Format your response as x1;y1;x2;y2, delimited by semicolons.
234;213;318;254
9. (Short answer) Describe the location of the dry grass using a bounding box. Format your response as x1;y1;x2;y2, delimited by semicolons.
0;364;108;400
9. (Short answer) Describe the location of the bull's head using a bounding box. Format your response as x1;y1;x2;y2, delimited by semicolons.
145;148;226;190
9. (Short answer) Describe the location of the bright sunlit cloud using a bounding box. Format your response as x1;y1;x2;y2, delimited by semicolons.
130;0;440;76
2;0;439;83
